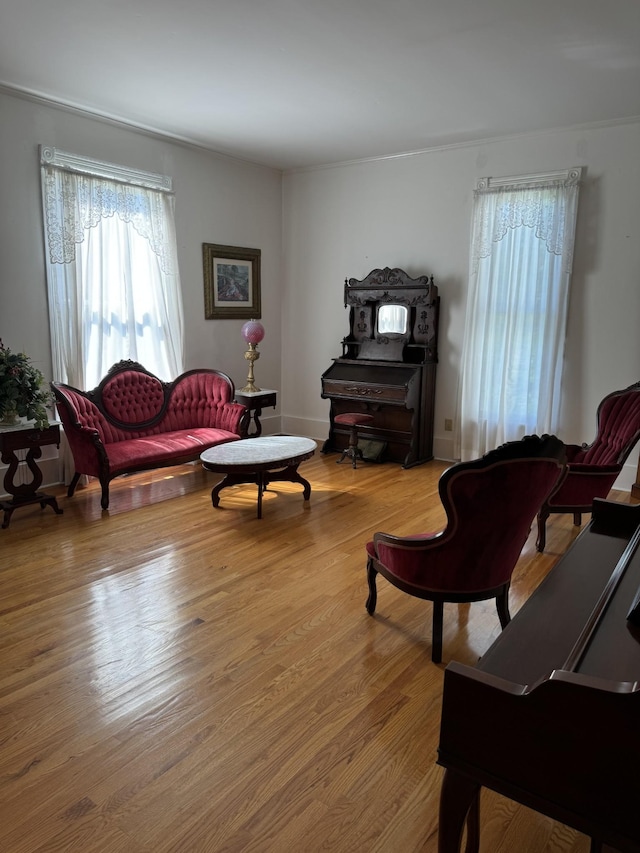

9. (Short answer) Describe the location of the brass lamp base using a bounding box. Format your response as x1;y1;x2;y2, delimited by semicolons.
241;344;261;393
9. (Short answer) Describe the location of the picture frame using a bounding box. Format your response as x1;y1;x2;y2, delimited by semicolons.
203;243;261;320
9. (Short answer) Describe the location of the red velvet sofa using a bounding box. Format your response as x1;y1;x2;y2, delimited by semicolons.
52;360;248;509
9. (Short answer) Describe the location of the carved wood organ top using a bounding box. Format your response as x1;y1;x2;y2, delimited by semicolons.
321;267;439;467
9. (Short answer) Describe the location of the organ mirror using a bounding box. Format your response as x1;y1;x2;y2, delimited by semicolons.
377;304;408;335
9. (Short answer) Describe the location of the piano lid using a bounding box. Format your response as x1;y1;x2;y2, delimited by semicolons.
476;499;640;686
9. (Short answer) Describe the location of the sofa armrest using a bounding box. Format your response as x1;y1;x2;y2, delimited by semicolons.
219;401;248;435
51;384;110;478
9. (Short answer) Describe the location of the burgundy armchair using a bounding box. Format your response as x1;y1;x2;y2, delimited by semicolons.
536;381;640;552
365;434;566;663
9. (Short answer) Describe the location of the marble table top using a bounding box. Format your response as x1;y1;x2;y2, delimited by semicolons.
201;435;317;469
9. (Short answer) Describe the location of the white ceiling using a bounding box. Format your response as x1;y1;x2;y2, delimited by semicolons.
2;0;640;171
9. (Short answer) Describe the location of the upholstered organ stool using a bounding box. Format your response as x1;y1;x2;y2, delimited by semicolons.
334;413;374;468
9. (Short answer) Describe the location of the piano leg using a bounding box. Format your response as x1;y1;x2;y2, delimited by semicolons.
438;768;481;853
432;600;444;663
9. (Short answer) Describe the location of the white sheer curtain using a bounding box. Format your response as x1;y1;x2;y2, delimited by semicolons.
456;169;581;461
40;146;184;391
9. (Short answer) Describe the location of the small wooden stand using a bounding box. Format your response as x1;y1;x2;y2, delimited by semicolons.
0;423;63;528
234;389;277;437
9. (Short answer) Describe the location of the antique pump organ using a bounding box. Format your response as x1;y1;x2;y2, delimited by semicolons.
321;267;439;467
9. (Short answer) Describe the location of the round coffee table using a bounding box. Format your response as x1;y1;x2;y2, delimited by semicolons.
200;435;317;519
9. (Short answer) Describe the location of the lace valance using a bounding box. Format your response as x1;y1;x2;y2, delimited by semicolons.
471;170;581;274
40;148;176;273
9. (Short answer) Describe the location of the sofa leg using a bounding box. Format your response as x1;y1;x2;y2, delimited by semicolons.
100;480;110;510
67;472;80;498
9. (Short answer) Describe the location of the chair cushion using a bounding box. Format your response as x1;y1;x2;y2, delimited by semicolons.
335;413;374;426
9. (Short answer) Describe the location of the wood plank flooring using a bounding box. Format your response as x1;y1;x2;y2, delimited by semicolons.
0;450;627;852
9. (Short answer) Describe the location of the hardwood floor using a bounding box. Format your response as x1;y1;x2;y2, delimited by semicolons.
0;451;626;852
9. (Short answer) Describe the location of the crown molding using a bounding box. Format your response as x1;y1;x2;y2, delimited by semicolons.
3;80;640;176
0;82;278;173
285;118;640;174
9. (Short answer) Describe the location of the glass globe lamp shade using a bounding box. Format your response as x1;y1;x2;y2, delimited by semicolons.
241;320;265;346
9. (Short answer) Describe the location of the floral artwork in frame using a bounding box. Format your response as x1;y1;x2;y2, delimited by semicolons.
203;243;261;320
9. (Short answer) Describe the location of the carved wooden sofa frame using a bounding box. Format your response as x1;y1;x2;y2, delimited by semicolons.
52;360;248;509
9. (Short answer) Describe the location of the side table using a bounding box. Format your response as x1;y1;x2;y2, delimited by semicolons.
0;422;63;528
234;389;277;437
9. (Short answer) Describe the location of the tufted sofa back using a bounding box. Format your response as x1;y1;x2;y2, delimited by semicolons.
53;361;240;444
100;370;166;428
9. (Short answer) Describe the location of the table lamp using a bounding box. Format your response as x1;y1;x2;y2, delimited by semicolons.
240;319;265;392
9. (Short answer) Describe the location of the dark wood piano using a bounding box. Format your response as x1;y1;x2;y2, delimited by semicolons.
437;498;640;853
321;267;439;467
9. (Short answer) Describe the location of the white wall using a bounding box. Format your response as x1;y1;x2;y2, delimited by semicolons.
0;90;284;487
281;122;640;489
0;89;283;387
0;91;282;476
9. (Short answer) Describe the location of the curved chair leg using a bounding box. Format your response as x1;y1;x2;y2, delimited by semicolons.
366;559;378;614
67;471;81;498
536;507;549;552
495;586;511;629
431;600;444;663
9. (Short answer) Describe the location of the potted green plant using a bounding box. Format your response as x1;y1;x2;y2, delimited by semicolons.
0;339;51;429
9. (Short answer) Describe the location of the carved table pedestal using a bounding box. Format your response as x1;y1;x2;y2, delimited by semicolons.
0;422;63;528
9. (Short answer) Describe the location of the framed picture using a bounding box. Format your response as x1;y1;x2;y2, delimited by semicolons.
203;243;261;320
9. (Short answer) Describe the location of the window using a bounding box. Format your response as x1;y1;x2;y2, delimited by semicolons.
40;146;184;391
456;169;582;461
